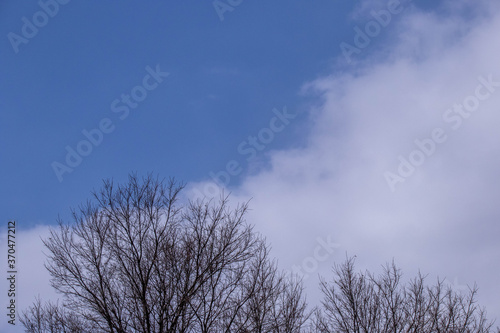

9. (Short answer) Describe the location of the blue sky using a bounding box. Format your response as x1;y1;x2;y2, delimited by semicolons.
3;0;500;331
1;0;346;226
0;0;442;227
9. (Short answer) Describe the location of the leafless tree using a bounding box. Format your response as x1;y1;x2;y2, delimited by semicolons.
314;256;497;333
233;246;310;332
21;174;309;333
20;296;91;333
20;174;498;333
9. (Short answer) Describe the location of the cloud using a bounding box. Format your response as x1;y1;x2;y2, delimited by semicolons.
0;224;59;333
190;0;500;321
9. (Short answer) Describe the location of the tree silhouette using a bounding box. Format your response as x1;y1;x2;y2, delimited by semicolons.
314;257;498;333
21;174;309;333
20;174;498;333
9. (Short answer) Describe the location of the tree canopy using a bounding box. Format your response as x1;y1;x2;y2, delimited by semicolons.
21;174;498;333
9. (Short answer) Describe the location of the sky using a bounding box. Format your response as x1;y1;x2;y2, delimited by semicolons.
1;0;500;331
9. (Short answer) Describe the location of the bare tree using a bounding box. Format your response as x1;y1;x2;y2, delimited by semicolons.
315;256;497;333
21;174;309;333
20;296;93;333
233;246;310;332
20;174;498;333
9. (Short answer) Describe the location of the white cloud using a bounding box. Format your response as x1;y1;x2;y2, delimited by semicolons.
207;0;500;322
0;224;59;333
